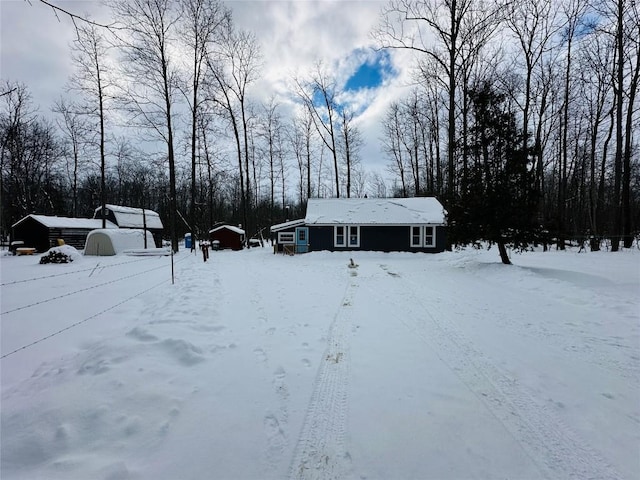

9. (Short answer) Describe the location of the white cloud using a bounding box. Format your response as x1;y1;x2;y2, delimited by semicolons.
1;0;422;187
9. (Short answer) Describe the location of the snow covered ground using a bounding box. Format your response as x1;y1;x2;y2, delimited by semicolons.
1;245;639;480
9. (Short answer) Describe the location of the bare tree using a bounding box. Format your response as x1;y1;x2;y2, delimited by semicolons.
68;22;111;227
111;0;181;251
257;98;285;223
375;0;504;202
338;107;362;198
179;0;230;249
52;98;91;217
382;101;409;197
206;26;262;241
295;63;341;197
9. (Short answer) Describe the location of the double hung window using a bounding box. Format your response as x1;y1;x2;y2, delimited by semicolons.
410;226;436;248
335;225;359;248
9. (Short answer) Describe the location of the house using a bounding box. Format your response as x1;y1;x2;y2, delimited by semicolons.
94;204;163;248
285;197;447;253
11;214;117;252
269;219;306;254
209;225;245;250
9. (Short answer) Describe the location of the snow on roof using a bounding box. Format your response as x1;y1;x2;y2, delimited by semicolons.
94;204;163;230
209;225;245;235
13;214;117;229
304;197;447;225
270;219;305;233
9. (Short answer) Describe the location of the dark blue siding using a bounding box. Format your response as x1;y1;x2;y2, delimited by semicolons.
308;225;446;253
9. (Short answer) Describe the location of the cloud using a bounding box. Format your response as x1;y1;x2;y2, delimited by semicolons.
1;0;419;182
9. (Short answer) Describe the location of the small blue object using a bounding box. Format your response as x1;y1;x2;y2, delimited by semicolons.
185;233;192;249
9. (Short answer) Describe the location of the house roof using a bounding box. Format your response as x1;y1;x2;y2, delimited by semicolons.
209;225;245;235
270;219;305;233
304;197;447;225
94;204;163;230
13;214;117;230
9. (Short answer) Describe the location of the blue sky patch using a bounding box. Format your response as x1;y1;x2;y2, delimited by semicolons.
345;50;393;92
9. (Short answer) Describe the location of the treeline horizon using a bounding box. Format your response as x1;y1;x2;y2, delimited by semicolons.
1;0;638;257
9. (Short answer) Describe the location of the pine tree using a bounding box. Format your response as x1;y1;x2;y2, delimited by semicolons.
450;82;539;264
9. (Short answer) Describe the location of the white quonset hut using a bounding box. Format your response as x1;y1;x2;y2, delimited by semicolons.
94;204;163;247
84;229;156;256
298;197;447;253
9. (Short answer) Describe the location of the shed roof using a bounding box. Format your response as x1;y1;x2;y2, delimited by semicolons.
12;214;117;230
94;204;163;230
270;219;305;233
209;225;245;235
304;197;447;225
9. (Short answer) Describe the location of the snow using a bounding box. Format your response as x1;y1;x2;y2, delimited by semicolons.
95;204;163;230
305;197;447;225
85;228;156;256
1;246;639;480
12;214;117;230
270;219;306;233
210;225;246;235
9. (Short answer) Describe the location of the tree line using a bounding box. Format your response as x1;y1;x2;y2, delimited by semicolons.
375;0;639;257
1;0;638;261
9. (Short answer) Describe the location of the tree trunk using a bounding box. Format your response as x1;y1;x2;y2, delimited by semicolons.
498;240;511;265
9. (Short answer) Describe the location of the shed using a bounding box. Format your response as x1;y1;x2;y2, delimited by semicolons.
209;225;245;250
303;197;447;253
84;229;156;256
270;219;306;254
94;204;163;247
11;214;117;253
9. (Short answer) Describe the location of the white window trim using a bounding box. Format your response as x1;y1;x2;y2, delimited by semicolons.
278;232;295;244
424;225;436;247
410;226;422;247
334;225;360;248
334;226;346;247
348;225;360;248
410;226;436;248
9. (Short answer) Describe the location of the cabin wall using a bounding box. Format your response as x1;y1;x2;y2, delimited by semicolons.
308;225;446;253
12;219;49;252
272;226;297;253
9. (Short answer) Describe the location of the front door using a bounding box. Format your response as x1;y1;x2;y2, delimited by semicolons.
296;227;309;253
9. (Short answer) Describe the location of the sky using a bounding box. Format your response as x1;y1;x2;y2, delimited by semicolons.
2;244;638;479
0;0;418;181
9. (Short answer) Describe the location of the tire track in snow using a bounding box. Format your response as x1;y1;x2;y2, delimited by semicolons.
287;271;356;480
380;264;622;480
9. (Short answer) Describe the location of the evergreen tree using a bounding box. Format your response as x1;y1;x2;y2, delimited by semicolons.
450;82;539;264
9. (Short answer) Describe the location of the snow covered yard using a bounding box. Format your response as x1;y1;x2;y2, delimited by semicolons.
1;246;638;480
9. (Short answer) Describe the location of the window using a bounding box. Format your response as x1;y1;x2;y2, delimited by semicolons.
298;229;306;242
335;226;345;247
424;226;435;247
348;226;360;247
278;232;294;244
335;225;359;248
411;226;422;247
410;226;436;248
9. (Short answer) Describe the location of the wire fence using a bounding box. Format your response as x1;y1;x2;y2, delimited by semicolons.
0;253;191;360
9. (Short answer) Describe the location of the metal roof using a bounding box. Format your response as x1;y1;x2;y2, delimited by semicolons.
94;204;163;230
209;225;245;235
304;197;447;225
13;214;117;230
270;219;305;233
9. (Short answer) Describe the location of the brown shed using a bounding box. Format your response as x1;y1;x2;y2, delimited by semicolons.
209;225;245;250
